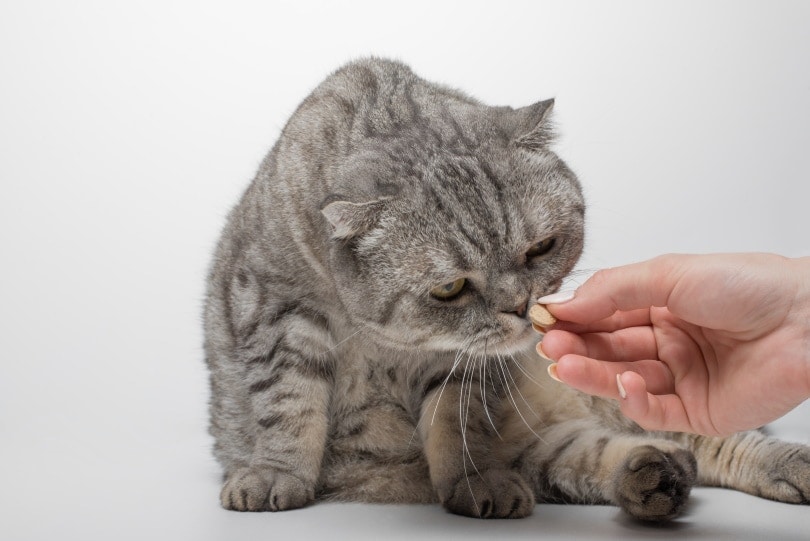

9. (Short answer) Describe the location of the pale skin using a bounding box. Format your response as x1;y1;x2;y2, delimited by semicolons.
537;253;810;436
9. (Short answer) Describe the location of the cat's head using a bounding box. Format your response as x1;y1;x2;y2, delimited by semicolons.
322;99;584;355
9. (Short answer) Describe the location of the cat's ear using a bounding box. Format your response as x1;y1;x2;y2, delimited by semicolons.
321;199;385;240
508;98;555;150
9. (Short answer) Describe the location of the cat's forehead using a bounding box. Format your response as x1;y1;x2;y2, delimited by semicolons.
387;196;536;277
345;132;581;269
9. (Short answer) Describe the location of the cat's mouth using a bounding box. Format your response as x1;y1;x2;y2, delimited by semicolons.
486;324;538;355
470;319;538;357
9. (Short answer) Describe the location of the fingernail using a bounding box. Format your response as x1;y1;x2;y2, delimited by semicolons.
536;290;576;305
536;342;552;361
532;322;550;334
616;373;627;399
547;363;562;383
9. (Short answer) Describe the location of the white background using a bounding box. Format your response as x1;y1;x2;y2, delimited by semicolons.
2;1;809;540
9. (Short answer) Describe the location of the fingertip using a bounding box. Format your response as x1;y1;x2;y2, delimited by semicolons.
537;329;585;361
614;374;692;433
547;363;561;383
619;371;647;397
616;373;627;399
535;333;555;359
554;354;616;398
536;341;553;361
616;371;651;422
536;290;576;305
554;354;586;382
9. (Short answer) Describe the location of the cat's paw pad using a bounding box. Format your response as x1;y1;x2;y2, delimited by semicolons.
761;443;810;504
220;467;314;512
442;469;534;519
614;445;696;521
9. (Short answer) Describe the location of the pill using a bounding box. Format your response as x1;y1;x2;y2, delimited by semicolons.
529;303;556;331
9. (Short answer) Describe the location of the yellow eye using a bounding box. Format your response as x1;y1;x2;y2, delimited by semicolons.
429;278;466;300
526;237;556;258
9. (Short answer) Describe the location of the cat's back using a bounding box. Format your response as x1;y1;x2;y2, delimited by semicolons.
271;57;480;176
207;58;485;313
204;62;414;315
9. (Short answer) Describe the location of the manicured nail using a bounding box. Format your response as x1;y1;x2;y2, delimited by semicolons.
536;290;576;305
547;363;562;383
533;323;549;334
536;342;552;361
616;373;627;399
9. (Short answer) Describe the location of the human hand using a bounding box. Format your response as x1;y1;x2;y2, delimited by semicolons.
537;253;810;436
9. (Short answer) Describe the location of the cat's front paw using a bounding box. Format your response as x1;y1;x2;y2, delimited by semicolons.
759;442;810;504
441;469;534;519
614;445;697;522
220;467;314;512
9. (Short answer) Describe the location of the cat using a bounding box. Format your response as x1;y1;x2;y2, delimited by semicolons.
204;57;810;520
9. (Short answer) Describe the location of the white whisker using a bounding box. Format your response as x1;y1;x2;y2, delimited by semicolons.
460;351;481;476
510;353;545;388
323;327;364;355
427;336;473;427
479;353;502;440
502;355;541;421
459;350;481;511
496;354;545;442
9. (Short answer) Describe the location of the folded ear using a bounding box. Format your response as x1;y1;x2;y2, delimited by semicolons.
321;199;386;240
507;98;555;150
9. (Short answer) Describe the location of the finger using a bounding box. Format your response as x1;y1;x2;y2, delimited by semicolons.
617;372;707;434
544;255;689;324
551;354;624;398
536;330;586;360
550;308;652;334
540;326;658;364
552;354;676;397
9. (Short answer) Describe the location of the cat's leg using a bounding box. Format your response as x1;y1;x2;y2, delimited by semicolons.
419;375;535;519
219;307;335;512
518;419;697;521
686;431;810;504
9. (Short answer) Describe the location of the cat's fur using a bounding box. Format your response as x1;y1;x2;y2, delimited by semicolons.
204;58;810;520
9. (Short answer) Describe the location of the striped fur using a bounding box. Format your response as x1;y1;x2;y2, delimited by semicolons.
204;58;810;520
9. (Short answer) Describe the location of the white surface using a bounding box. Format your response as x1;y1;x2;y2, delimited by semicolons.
1;1;809;540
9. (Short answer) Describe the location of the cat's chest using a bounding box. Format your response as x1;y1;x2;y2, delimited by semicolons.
331;350;413;416
325;348;423;454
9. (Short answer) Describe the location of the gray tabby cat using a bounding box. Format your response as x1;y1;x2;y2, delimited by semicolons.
204;58;810;520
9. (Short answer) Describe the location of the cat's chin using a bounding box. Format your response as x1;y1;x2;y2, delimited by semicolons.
477;324;539;357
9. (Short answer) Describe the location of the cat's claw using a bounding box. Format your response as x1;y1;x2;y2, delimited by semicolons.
442;469;535;519
220;467;313;512
759;443;810;504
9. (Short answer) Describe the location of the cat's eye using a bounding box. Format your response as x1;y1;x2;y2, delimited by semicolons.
429;278;466;300
526;237;556;258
